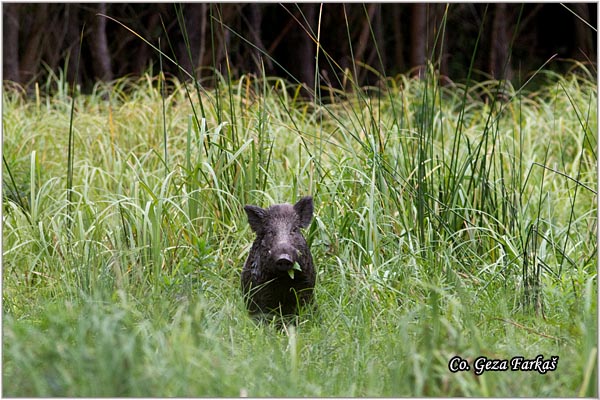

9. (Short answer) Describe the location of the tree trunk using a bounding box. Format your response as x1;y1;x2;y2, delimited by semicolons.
177;3;202;78
133;11;160;76
490;3;512;80
90;3;113;82
211;4;237;77
20;4;49;84
391;5;405;72
410;3;427;77
198;3;208;75
571;3;594;61
299;4;317;91
65;4;82;87
3;3;20;83
372;5;386;74
247;4;272;74
356;4;376;57
430;4;448;78
355;3;377;77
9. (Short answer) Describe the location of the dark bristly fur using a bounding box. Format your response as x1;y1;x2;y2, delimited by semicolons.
241;196;315;317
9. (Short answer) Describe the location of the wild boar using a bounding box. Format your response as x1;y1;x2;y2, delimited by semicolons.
241;196;315;317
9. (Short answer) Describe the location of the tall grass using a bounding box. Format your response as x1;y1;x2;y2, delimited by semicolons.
2;8;597;397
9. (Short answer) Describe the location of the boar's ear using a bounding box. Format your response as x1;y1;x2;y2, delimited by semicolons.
244;205;266;232
294;196;314;228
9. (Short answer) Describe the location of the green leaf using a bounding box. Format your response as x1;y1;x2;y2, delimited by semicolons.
288;263;302;279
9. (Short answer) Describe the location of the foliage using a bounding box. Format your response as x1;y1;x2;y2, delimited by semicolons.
2;61;597;396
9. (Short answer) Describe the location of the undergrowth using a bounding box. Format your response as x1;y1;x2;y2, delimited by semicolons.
3;62;597;396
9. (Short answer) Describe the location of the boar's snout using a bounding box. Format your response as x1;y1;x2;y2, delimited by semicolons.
275;253;294;270
270;243;297;271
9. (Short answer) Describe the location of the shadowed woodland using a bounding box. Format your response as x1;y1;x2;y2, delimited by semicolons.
2;3;597;92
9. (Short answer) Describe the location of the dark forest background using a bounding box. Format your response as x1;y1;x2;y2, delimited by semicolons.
2;3;597;92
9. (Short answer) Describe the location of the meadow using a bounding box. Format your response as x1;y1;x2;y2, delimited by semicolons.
2;62;597;396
